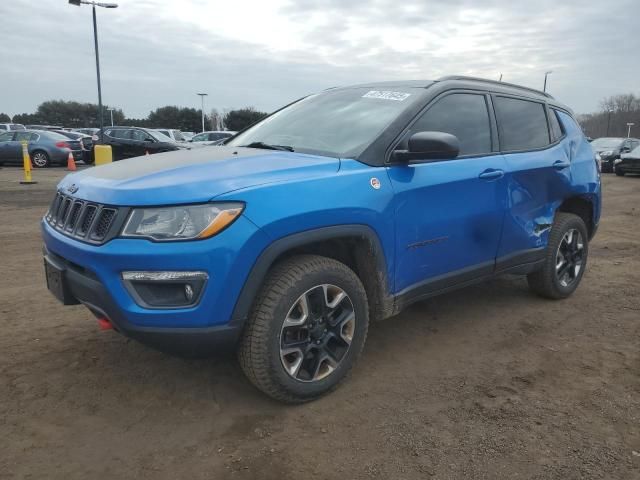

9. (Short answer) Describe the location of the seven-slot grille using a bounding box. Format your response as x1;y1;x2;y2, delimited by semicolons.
46;192;120;244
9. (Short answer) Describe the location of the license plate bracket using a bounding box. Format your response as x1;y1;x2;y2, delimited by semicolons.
44;258;78;305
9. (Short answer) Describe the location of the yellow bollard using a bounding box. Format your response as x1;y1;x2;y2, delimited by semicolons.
94;144;113;166
19;141;37;185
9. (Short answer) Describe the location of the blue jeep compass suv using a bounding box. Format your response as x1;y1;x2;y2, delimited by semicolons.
42;76;601;402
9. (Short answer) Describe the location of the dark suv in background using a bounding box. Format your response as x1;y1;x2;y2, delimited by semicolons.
97;126;186;161
591;137;640;172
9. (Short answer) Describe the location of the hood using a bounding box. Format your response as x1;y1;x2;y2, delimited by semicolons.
57;146;340;206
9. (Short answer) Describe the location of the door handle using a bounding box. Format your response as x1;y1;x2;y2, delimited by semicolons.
478;169;504;180
553;160;570;169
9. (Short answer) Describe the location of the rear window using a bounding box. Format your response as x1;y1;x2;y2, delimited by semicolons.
495;96;550;151
549;109;564;141
10;124;26;131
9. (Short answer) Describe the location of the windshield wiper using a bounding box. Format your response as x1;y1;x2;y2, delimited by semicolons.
242;141;294;152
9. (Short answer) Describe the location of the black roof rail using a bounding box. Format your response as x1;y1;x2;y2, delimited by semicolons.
437;75;554;99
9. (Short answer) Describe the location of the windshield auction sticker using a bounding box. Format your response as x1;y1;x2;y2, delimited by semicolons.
362;90;411;101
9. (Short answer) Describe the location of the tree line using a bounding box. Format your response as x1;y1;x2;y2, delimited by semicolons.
577;94;640;139
0;101;268;133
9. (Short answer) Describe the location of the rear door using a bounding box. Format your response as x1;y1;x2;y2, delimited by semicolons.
104;128;125;160
387;92;507;295
0;132;19;163
493;96;574;269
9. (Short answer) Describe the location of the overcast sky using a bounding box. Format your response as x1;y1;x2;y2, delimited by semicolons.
1;0;638;119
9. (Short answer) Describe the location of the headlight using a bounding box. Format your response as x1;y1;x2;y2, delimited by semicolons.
122;203;244;241
614;158;623;165
600;150;613;157
595;152;601;161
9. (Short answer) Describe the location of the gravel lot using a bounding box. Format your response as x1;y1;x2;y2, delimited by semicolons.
1;166;638;479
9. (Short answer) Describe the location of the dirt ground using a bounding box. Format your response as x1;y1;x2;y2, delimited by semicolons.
0;166;638;480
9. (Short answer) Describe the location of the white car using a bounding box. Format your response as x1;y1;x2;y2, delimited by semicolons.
155;129;188;142
0;123;26;132
190;131;237;144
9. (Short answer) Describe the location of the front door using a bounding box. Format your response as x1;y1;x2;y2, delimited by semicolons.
387;92;507;296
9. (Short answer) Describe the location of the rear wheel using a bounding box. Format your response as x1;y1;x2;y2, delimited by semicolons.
527;212;589;299
31;150;50;168
238;255;369;403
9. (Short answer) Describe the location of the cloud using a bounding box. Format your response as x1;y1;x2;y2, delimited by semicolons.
0;0;638;119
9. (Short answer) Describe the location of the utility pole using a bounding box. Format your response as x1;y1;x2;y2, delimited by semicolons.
68;1;119;143
197;93;208;132
627;123;635;138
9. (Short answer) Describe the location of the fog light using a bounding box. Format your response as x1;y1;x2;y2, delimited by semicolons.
185;284;194;302
121;271;208;308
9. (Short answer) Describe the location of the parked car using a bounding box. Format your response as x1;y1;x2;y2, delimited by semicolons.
591;137;640;173
190;130;237;144
615;144;640;176
96;126;187;160
74;128;100;136
0;129;83;167
42;76;600;402
0;123;26;131
155;129;187;142
53;130;94;164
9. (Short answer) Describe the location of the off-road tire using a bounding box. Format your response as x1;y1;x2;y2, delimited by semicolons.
527;212;589;299
238;254;369;403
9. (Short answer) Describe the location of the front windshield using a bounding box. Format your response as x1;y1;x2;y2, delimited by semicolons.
629;145;640;156
150;130;174;142
227;87;423;158
591;137;623;149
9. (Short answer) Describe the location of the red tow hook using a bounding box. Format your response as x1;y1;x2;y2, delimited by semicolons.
97;317;113;331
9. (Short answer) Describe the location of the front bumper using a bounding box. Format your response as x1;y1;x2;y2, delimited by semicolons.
41;215;270;354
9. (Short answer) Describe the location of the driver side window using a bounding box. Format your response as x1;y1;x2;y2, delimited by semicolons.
398;93;492;157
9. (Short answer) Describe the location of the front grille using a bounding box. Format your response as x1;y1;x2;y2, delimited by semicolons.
46;192;123;245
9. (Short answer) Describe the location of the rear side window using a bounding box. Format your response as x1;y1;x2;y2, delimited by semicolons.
15;131;32;141
404;93;492;156
549;109;564;141
495;97;550;151
0;132;13;141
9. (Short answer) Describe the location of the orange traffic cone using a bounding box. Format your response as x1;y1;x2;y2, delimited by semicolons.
67;151;77;171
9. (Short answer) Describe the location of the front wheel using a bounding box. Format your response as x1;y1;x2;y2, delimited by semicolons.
238;255;369;403
527;212;589;299
614;166;625;176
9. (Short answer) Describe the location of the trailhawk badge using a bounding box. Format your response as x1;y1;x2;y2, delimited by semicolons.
67;184;79;194
370;177;381;190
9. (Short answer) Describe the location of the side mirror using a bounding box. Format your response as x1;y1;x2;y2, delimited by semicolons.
621;147;630;153
144;137;154;143
392;131;460;163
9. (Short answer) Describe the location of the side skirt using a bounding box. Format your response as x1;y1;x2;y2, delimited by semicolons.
393;247;545;314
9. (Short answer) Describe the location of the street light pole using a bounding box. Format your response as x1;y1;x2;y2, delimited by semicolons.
197;93;208;132
107;108;115;126
627;123;635;138
543;71;552;93
68;1;118;143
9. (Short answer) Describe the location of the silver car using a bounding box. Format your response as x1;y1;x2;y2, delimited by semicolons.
0;130;83;168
